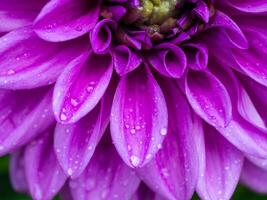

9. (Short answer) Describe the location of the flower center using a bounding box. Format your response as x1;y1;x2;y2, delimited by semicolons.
138;0;180;25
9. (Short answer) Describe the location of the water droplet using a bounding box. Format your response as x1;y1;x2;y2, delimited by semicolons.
160;127;167;136
67;168;73;176
130;155;140;167
130;128;136;134
70;98;79;106
7;69;15;75
157;144;162;149
60;113;67;121
87;86;94;92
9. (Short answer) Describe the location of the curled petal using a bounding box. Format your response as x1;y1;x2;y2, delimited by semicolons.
0;27;87;89
137;80;201;200
110;66;168;168
148;43;187;78
193;0;210;23
9;150;28;193
53;51;113;124
241;160;267;193
112;45;142;76
24;128;67;200
69;143;140;200
185;70;232;128
183;42;208;70
106;6;127;21
54;90;113;178
197;124;244;200
0;88;54;155
90;19;117;54
34;0;101;42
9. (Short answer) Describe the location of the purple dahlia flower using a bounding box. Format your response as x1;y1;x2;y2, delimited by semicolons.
1;0;267;199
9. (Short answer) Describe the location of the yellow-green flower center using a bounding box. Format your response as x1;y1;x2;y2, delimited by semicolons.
138;0;179;25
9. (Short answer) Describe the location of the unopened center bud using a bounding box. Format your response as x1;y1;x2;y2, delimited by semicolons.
139;0;179;24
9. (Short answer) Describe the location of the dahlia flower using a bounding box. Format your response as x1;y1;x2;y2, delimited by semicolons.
1;0;267;199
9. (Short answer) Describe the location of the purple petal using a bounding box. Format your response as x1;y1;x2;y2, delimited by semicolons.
0;0;46;32
69;142;140;200
183;42;208;70
110;66;168;168
0;88;55;155
233;28;267;87
90;19;117;54
34;0;101;42
112;45;142;76
24;127;67;200
54;90;113;178
9;150;28;193
208;11;248;49
197;123;244;200
137;79;201;200
185;70;232;128
53;51;113;124
210;63;267;158
148;43;187;78
226;0;267;13
241;159;267;193
0;27;87;89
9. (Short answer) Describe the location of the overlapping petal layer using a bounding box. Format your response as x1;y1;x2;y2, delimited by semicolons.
0;0;267;199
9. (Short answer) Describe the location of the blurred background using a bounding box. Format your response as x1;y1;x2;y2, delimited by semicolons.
1;156;267;200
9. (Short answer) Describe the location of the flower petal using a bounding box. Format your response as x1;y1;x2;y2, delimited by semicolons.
9;150;28;193
110;66;168;168
208;11;248;49
0;27;87;89
210;62;267;158
185;70;232;128
90;19;117;54
148;43;187;78
54;89;113;178
226;0;267;13
241;159;267;193
34;0;101;42
197;123;244;200
233;28;267;87
69;141;140;200
112;45;142;76
0;0;46;32
0;88;54;155
24;127;67;200
183;42;208;70
53;51;113;124
137;79;201;200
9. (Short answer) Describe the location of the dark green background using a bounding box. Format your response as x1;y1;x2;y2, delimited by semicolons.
1;156;267;200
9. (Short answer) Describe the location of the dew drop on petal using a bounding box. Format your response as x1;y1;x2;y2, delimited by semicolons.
60;113;67;121
160;127;167;136
130;155;140;167
67;168;73;176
